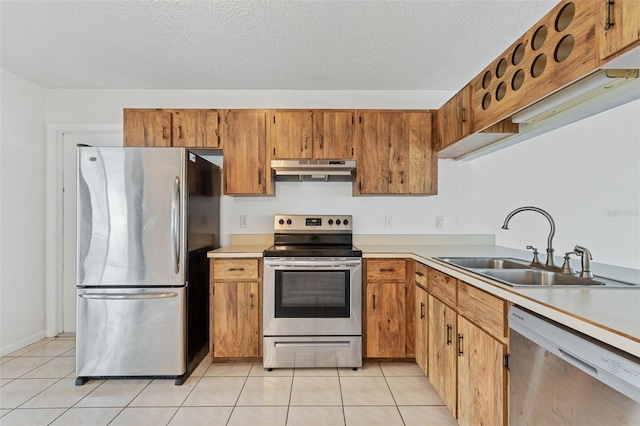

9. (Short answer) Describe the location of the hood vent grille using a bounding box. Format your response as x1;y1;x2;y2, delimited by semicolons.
271;159;356;182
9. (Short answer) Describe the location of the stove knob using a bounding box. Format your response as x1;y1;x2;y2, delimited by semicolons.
286;219;292;225
278;218;285;225
328;219;334;225
343;219;349;225
336;219;341;225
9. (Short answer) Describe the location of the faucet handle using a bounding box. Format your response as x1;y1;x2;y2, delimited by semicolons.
526;245;542;266
562;251;578;275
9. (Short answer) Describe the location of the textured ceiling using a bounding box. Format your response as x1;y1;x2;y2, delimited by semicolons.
1;0;558;90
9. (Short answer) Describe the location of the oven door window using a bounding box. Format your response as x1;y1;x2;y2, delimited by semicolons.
275;270;350;318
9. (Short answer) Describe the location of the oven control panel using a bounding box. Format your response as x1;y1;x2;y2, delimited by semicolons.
274;215;353;232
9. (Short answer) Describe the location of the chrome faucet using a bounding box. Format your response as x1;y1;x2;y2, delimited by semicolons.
502;206;556;268
574;245;594;279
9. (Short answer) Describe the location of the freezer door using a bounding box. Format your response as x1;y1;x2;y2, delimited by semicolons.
77;147;186;287
76;287;185;378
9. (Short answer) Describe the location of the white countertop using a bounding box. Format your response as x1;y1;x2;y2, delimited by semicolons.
208;241;640;357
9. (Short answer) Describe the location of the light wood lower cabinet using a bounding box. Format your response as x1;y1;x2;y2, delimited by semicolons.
210;258;262;358
424;265;508;426
428;294;458;417
365;281;406;358
211;281;260;358
457;316;507;426
415;284;429;374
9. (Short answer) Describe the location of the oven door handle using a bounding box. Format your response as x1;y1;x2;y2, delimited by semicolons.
274;341;352;348
264;260;362;269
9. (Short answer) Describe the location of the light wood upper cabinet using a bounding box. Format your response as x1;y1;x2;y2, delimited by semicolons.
210;258;261;358
270;110;355;159
457;316;507;426
471;0;598;131
172;110;219;148
270;110;314;159
598;0;640;60
435;86;472;151
355;111;436;195
124;109;219;148
123;109;172;147
221;109;271;196
313;110;355;159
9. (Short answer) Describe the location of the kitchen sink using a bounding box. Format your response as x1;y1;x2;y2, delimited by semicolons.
435;256;638;287
476;269;604;287
436;257;531;270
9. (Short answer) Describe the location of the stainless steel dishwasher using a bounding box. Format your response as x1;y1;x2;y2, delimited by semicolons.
508;306;640;425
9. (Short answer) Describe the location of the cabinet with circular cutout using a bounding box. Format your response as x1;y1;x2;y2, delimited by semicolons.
471;0;598;132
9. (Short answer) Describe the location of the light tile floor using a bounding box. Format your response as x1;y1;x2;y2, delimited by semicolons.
0;337;458;425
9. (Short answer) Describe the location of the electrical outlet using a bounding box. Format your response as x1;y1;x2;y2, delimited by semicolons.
437;216;446;229
240;215;248;228
385;216;393;228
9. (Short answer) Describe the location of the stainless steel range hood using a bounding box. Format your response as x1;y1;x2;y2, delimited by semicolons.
271;159;356;182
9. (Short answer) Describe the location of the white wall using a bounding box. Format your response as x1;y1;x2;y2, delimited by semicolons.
45;89;458;247
1;69;47;355
456;99;640;269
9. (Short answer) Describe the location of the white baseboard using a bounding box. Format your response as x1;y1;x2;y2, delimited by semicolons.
1;330;47;357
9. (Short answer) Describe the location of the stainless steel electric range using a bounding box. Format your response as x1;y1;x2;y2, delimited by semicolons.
263;215;362;369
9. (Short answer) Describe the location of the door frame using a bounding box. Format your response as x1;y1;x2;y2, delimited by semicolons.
45;124;123;336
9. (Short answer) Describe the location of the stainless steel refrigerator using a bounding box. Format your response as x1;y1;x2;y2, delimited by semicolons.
75;147;220;385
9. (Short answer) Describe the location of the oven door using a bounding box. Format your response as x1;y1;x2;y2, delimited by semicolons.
263;258;362;337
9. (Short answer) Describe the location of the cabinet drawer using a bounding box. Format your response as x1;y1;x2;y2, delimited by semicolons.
414;262;429;290
213;259;259;280
428;268;457;308
366;260;406;281
457;281;507;341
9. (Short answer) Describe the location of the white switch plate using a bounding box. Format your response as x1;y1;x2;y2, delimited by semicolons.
385;216;393;228
240;215;248;228
437;216;446;229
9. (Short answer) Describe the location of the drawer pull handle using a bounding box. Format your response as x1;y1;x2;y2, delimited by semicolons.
420;302;425;319
250;294;254;309
415;271;424;277
228;268;245;272
380;268;395;273
446;324;452;345
457;334;464;356
372;294;376;310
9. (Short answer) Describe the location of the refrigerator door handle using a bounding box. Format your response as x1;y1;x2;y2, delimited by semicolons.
79;292;179;300
172;176;181;274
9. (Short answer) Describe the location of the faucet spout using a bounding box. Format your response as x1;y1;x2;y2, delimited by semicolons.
502;206;556;268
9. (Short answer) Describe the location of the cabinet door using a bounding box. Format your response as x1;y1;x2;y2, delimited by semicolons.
313;111;355;159
415;285;429;374
599;0;640;60
356;111;436;195
222;110;269;195
457;316;506;426
402;111;436;195
212;281;260;358
355;111;394;194
270;110;313;159
123;109;172;147
428;295;457;417
173;110;219;148
436;87;471;151
366;282;405;358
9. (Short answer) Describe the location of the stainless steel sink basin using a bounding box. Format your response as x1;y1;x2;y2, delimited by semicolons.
436;257;530;269
477;269;605;287
435;256;638;287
